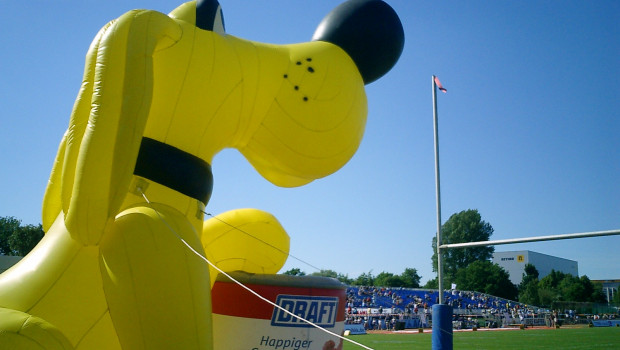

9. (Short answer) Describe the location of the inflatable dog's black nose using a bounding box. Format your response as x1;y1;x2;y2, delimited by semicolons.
312;0;404;85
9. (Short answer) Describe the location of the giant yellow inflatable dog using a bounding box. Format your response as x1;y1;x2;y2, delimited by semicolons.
0;1;403;349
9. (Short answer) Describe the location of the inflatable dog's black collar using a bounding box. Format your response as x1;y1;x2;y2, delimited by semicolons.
134;137;213;205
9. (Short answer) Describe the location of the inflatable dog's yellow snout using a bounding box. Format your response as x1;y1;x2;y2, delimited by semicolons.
0;1;403;349
238;41;367;187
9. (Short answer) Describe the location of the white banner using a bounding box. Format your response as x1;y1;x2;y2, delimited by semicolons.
591;319;620;327
344;323;366;335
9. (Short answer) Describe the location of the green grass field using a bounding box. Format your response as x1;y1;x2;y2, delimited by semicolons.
343;327;619;350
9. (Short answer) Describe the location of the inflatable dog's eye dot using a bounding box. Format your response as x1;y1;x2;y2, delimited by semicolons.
306;58;312;62
283;74;288;78
296;61;302;65
294;86;299;90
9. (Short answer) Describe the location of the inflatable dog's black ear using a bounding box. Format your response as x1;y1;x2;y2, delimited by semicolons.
196;0;225;33
312;0;404;84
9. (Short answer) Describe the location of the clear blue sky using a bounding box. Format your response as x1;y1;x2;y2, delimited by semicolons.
1;1;618;284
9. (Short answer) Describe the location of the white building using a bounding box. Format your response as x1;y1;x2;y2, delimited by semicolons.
492;250;578;285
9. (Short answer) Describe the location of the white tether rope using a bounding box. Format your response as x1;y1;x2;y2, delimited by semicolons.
137;189;374;350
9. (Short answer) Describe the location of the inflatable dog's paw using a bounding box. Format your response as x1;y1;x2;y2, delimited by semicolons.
201;208;290;281
0;308;73;350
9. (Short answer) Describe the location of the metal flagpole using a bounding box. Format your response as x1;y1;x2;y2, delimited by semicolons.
432;75;444;304
431;75;452;350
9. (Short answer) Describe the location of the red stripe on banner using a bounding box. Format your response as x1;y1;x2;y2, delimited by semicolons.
434;76;447;93
211;281;346;321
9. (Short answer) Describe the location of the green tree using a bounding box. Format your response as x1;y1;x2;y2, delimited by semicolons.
538;288;557;307
310;269;352;285
520;264;539;286
453;260;518;300
519;281;540;306
611;287;620;306
582;276;606;303
537;270;566;306
351;271;374;286
282;268;306;276
374;272;404;287
0;216;21;255
400;268;422;288
559;275;588;302
431;209;495;283
537;270;605;305
567;275;605;303
423;277;438;289
1;216;44;256
539;270;564;291
518;264;540;305
8;224;44;256
588;280;607;304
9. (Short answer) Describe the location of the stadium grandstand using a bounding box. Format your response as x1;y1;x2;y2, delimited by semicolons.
343;285;618;332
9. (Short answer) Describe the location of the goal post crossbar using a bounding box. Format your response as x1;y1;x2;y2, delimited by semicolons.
439;229;620;249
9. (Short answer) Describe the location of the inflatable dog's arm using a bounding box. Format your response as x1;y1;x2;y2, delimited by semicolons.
43;10;182;245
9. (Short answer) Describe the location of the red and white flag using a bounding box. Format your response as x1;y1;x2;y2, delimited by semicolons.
434;76;447;93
